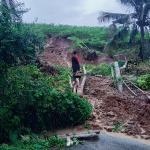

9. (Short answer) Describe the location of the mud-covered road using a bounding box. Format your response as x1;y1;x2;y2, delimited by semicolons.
56;131;150;150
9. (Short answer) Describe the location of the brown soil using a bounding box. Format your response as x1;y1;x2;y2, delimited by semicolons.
84;76;150;140
39;35;150;141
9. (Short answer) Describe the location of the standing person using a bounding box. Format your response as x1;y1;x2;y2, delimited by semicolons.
71;50;81;89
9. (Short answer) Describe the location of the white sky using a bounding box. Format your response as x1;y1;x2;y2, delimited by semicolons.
17;0;126;26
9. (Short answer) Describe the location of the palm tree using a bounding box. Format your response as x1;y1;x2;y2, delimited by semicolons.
98;0;150;60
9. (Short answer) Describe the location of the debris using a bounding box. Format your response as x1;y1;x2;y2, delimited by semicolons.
57;130;100;139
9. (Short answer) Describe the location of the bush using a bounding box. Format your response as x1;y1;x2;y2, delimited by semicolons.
117;60;125;67
92;63;111;76
0;64;92;143
137;73;150;90
0;136;66;150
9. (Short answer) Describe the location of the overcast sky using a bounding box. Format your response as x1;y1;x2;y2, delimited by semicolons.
17;0;126;26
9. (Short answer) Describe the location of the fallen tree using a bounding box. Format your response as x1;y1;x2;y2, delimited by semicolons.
77;66;87;95
57;130;100;139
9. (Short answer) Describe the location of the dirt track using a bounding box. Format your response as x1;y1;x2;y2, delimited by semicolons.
39;35;150;141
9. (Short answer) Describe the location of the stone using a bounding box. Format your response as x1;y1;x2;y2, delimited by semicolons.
107;111;115;116
128;121;135;125
141;135;150;140
104;126;113;132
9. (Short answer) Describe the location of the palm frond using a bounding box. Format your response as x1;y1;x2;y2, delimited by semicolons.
113;15;129;24
109;23;117;29
112;25;128;41
117;0;145;7
97;11;128;23
117;0;137;7
145;26;149;33
143;1;150;21
128;23;138;44
105;25;128;49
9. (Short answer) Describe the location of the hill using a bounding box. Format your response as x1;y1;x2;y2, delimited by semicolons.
38;33;150;141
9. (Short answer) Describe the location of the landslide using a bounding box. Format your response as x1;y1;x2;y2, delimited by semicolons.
39;35;150;141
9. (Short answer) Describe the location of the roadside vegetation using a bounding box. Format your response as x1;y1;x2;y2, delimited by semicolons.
0;0;92;148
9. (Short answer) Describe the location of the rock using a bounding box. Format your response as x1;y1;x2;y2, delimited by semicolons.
94;104;100;109
104;126;113;132
130;96;135;99
93;124;103;130
134;135;140;139
107;111;115;116
127;131;134;135
140;128;146;135
111;117;117;121
128;121;135;125
141;135;150;140
120;128;126;133
106;121;114;126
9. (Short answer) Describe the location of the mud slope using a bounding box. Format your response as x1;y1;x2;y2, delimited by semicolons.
39;35;150;141
84;76;150;140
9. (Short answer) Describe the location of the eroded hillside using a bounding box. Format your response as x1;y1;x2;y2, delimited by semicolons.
39;35;150;141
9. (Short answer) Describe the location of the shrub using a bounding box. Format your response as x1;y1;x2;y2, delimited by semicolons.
92;63;111;76
137;73;150;90
0;64;92;143
117;60;125;67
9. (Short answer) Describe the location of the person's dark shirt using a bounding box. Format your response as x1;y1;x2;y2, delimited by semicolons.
72;56;80;72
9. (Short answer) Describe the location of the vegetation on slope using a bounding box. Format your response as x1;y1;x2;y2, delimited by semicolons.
0;0;92;146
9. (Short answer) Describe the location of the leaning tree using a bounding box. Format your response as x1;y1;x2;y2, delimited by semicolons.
98;0;150;60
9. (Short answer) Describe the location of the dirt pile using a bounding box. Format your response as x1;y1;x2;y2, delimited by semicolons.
84;76;150;140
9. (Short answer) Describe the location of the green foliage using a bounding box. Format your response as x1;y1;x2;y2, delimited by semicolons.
92;63;111;76
0;64;92;143
135;59;150;75
72;137;83;145
67;36;86;51
112;122;122;132
117;77;123;81
50;65;70;91
34;23;107;51
9;130;19;143
83;122;88;129
117;60;125;67
84;63;111;76
137;73;150;90
0;1;92;145
0;2;43;69
0;136;66;150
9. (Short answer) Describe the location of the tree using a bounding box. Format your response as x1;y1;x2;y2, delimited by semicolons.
98;0;150;60
0;0;43;101
0;0;43;69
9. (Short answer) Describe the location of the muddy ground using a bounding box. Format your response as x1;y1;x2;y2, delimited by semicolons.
39;35;150;141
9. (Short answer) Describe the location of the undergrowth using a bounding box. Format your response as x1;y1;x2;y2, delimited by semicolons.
0;64;92;143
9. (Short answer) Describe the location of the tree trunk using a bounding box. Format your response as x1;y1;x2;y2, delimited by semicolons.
77;66;86;95
139;26;145;61
57;130;100;139
114;61;123;93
